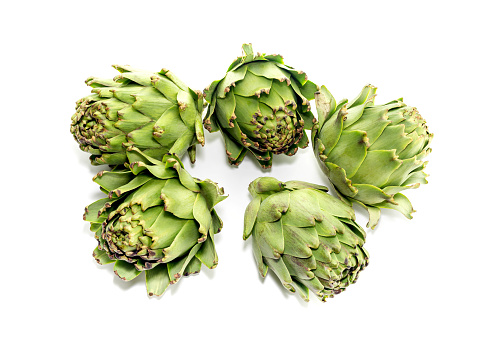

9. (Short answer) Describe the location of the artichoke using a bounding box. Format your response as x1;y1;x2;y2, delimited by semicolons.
312;85;433;228
204;44;318;169
243;177;369;302
83;147;226;296
71;65;205;166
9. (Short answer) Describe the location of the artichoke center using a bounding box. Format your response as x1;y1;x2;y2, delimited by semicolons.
254;110;299;153
72;99;107;147
103;206;151;257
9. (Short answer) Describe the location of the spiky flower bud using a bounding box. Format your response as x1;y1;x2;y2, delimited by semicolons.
312;85;433;228
84;148;226;296
204;44;318;169
243;177;369;302
71;65;205;166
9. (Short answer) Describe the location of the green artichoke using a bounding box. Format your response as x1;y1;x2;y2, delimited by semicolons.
204;44;318;169
312;85;433;228
71;65;205;166
243;177;369;302
84;147;226;296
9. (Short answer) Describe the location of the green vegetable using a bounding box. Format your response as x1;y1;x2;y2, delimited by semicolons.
243;177;369;302
71;65;205;166
84;148;226;296
312;85;433;228
204;44;318;169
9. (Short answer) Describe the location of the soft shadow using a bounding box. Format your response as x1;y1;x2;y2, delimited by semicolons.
243;236;292;301
264;273;289;299
268;151;301;168
72;145;110;175
145;278;186;301
204;131;222;145
351;202;373;230
97;259;215;300
381;207;413;222
377;207;412;227
164;271;200;297
82;223;95;238
201;266;217;280
243;238;309;305
314;159;331;185
149;267;217;299
265;271;310;306
355;203;413;237
243;150;311;172
242;237;253;252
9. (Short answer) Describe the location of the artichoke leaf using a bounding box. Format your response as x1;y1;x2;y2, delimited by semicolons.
247;61;290;83
326;130;369;179
243;196;261;240
93;247;114;265
193;193;212;238
198;180;227;210
131;87;172;120
325;162;358;197
263;257;294;287
84;198;113;223
351;150;402;187
256;191;290;223
252;238;268;277
129;179;166;211
281;189;324;227
255;220;284;259
146;211;189;250
216;66;248;98
284;181;328;191
314;86;338;127
353;183;395;205
114;260;141;281
282;224;319;258
184;256;202;276
282;254;316;280
145;264;170;297
376;193;415;219
291;279;310;302
151;73;180;103
167;243;202;283
161;221;200;263
195;233;218;269
177;90;199;129
161;179;197;219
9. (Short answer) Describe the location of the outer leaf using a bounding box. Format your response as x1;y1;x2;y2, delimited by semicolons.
113;260;141;281
255;221;284;259
243;196;261;239
146;264;170;297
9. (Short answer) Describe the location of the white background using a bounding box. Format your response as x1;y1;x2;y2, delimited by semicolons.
2;1;503;343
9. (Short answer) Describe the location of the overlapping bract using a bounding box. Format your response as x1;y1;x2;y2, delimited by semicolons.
204;44;318;169
243;177;369;302
84;148;227;296
312;85;433;228
71;65;205;166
